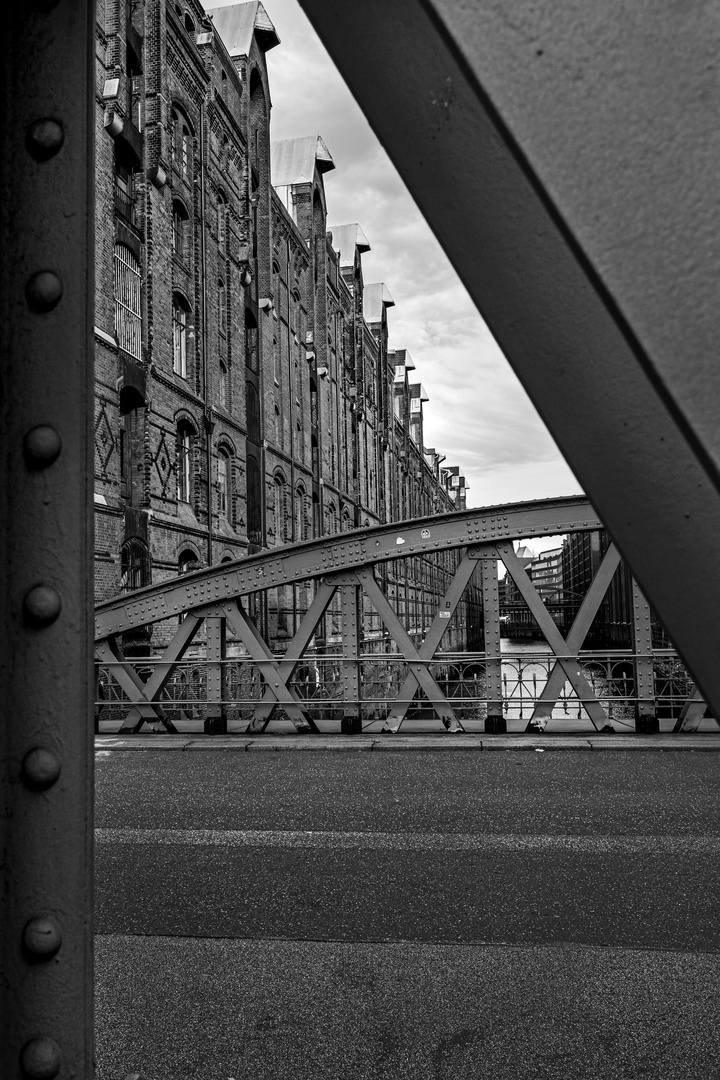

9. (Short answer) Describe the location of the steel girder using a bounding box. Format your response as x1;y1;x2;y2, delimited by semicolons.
95;499;708;734
96;495;601;636
294;0;720;719
0;2;95;1077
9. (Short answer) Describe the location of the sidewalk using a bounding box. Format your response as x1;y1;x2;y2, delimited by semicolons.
95;733;720;752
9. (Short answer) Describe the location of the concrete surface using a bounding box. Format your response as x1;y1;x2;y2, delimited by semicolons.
95;748;720;1078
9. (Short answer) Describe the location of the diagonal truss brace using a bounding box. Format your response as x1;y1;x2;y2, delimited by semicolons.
528;543;622;730
243;581;337;733
356;567;464;732
381;553;480;731
497;542;610;731
221;600;320;734
94;615;204;733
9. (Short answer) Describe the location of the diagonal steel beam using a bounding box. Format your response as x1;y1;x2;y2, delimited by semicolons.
385;553;479;730
296;0;720;719
530;543;622;728
248;580;338;730
222;602;319;733
357;569;462;731
498;543;609;729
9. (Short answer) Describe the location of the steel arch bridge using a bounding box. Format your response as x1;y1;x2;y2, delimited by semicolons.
94;495;710;737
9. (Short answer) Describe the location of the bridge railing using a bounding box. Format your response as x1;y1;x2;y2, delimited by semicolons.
95;647;702;735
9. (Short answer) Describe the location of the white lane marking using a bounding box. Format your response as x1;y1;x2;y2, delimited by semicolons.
94;828;720;855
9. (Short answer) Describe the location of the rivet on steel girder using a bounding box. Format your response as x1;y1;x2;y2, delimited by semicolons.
25;271;63;313
26;119;64;160
21;748;61;790
20;1037;62;1079
22;916;62;961
24;425;62;467
23;585;61;627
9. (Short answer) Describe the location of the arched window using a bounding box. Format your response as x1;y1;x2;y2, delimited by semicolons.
114;244;142;360
179;548;199;574
172;293;190;377
184;11;195;33
246;381;261;444
217;194;227;253
245;309;258;372
325;502;337;536
176;420;193;502
272;335;279;382
273;403;281;447
120;538;151;592
217;447;230;519
172;200;189;264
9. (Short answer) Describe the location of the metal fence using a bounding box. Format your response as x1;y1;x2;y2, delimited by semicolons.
96;647;701;734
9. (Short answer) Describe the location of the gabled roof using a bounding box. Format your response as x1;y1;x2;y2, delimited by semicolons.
363;282;395;323
271;136;335;187
328;223;371;266
206;2;279;58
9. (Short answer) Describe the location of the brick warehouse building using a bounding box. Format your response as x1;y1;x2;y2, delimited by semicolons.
93;0;477;659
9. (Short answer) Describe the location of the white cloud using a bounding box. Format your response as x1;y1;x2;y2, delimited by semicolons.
212;0;582;509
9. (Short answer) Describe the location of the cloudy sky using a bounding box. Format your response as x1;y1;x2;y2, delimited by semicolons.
213;0;582;510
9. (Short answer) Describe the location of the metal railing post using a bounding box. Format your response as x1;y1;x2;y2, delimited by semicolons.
340;584;363;733
479;555;506;733
1;2;95;1076
631;579;659;733
205;617;228;734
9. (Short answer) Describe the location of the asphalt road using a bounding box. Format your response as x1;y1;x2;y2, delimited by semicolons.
95;746;720;1079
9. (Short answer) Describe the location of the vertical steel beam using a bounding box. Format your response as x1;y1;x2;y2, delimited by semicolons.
1;1;94;1076
631;581;658;733
340;584;363;734
205;617;228;735
479;555;505;734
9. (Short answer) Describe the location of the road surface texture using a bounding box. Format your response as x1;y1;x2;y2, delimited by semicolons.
95;737;720;1079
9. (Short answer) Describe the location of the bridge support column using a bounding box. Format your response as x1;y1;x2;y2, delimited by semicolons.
340;585;362;734
632;581;658;733
480;555;506;734
204;617;228;735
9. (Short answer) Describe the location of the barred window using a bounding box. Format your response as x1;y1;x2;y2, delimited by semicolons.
114;244;142;360
217;195;227;253
172;200;189;264
120;538;151;592
218;448;230;519
176;421;193;502
173;294;189;377
218;278;227;338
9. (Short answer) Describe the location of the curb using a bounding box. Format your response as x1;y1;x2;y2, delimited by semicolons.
95;734;720;752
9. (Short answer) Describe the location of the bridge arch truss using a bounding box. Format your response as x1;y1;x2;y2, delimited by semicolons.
95;496;710;736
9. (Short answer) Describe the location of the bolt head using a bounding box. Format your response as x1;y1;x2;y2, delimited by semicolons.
21;748;61;790
23;585;61;627
20;1038;62;1079
23;916;62;959
24;425;62;467
26;119;64;161
25;271;63;313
